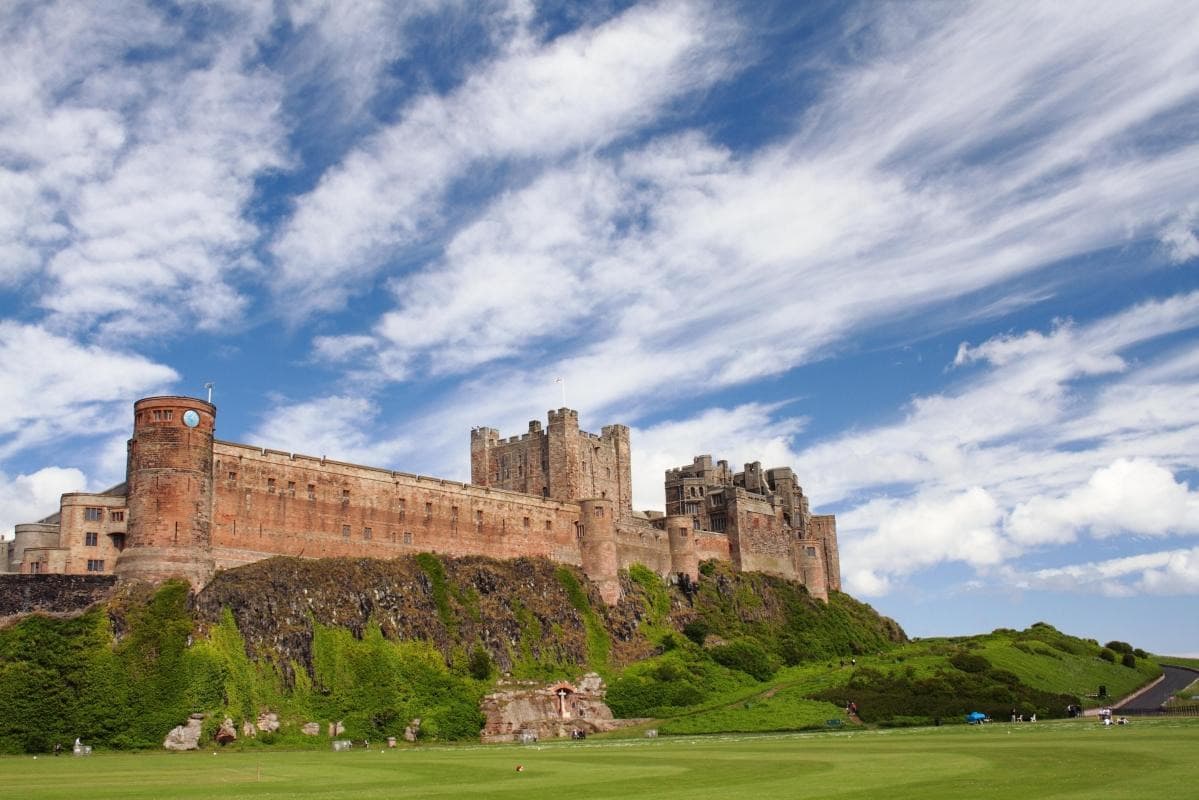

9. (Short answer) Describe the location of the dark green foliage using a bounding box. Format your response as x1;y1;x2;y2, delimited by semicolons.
468;645;493;680
682;620;709;646
1121;652;1137;669
687;563;905;668
606;647;754;718
1099;648;1117;663
949;652;991;673
698;560;716;577
1105;641;1133;655
709;637;777;681
811;666;1079;725
1133;648;1148;659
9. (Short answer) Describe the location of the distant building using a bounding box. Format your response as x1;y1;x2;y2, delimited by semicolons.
4;396;839;603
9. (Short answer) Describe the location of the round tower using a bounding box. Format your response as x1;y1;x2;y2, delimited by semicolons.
665;514;698;582
578;497;620;605
115;396;216;588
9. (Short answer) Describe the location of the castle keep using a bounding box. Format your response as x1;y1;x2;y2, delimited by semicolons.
4;397;840;602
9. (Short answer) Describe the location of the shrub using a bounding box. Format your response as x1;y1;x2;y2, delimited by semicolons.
682;621;709;647
1121;653;1137;669
1105;641;1133;655
1099;649;1117;663
949;652;991;673
467;646;493;680
710;638;777;681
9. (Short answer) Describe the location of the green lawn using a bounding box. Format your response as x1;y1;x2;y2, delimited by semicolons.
2;719;1196;799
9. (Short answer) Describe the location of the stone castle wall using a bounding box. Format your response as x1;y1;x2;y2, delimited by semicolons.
209;441;584;572
6;397;841;604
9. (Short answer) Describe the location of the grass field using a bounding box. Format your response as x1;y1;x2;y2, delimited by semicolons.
2;718;1196;800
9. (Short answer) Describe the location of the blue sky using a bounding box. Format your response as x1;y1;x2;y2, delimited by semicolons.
2;0;1198;655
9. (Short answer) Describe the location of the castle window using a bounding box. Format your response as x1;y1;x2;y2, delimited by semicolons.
341;489;350;503
363;527;373;540
542;487;549;497
287;481;296;497
606;467;611;478
451;506;459;521
152;409;162;420
805;546;817;556
523;517;530;529
86;559;105;572
85;532;98;547
111;533;125;551
84;507;102;521
267;478;276;493
163;410;173;421
228;471;237;481
307;484;316;500
110;510;124;522
476;510;484;527
594;506;603;518
518;465;523;477
424;502;432;520
29;562;43;574
402;532;412;545
545;520;552;531
341;525;350;539
710;514;726;533
397;499;406;520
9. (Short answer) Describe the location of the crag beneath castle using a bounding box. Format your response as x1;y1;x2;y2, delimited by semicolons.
5;397;840;603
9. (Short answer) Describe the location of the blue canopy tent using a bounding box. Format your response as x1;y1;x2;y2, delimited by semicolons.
966;711;988;724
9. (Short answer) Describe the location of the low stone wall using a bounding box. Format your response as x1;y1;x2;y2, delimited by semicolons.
0;574;118;619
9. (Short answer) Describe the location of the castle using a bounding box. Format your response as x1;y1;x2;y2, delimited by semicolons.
3;396;840;603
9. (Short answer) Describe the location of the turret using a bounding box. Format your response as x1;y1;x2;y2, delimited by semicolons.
665;514;698;582
115;396;216;588
578;497;620;604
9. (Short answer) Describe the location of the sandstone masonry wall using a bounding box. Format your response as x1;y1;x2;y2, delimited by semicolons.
211;442;585;570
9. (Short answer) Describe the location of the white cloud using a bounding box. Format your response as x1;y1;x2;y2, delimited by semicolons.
2;0;288;339
1014;547;1199;597
0;466;88;540
272;0;740;315
840;488;1006;596
0;322;177;457
245;396;411;469
1159;207;1199;264
1008;459;1199;546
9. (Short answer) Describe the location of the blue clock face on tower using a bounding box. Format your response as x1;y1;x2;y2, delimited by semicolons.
182;409;200;428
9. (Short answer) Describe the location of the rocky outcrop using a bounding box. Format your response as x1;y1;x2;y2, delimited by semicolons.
256;712;279;733
301;722;320;736
0;574;117;620
480;673;621;743
164;714;205;750
403;719;421;742
192;556;653;684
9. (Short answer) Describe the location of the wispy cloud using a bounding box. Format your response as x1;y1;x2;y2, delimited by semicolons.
2;0;288;340
0;322;177;458
272;0;741;315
